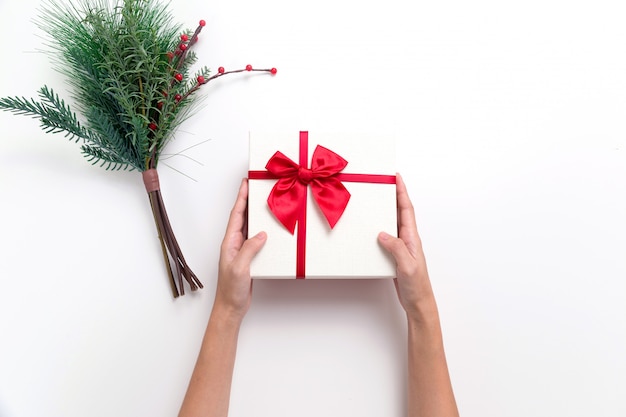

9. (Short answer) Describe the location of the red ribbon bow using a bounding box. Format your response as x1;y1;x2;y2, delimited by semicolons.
265;145;351;234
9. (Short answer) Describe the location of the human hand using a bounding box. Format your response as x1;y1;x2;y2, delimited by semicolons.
214;178;267;322
378;174;438;322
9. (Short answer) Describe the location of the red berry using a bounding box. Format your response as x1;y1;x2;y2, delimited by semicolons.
157;101;164;110
197;75;205;84
180;34;189;42
174;94;182;102
179;43;187;51
218;66;225;74
270;67;277;75
148;123;157;131
162;91;168;97
174;73;183;82
199;20;206;27
166;51;174;60
245;64;253;71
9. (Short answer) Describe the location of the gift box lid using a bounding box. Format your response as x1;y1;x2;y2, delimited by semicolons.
248;131;397;279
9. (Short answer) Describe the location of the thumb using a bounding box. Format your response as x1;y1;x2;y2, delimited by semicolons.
237;231;267;265
378;231;413;270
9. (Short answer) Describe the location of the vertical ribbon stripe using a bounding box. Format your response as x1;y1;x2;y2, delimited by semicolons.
296;132;308;278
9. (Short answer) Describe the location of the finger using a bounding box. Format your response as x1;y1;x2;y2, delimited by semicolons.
395;173;421;256
223;179;249;241
236;231;267;267
396;174;417;232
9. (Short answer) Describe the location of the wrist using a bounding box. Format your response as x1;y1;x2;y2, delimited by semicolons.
405;296;441;328
210;298;247;327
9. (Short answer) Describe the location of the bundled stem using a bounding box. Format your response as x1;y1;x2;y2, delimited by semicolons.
143;169;202;297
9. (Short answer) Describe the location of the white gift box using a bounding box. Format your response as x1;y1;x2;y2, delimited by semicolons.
248;131;397;279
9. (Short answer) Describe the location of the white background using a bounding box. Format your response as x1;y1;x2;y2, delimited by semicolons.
1;0;625;416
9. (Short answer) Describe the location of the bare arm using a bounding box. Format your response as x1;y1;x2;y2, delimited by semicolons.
378;174;459;417
178;179;266;417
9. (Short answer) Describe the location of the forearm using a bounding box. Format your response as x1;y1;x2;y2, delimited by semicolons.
178;303;243;417
406;298;459;417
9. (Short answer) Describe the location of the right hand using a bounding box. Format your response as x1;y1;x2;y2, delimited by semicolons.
378;174;438;322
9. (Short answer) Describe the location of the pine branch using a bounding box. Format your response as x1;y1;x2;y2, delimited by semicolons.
38;86;87;140
0;86;88;142
84;106;144;170
81;144;135;171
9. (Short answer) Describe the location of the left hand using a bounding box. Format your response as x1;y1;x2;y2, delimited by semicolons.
214;178;266;321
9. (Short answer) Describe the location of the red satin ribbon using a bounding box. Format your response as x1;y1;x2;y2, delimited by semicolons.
248;131;396;278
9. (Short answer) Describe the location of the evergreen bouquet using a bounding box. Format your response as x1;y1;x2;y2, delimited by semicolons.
0;0;276;297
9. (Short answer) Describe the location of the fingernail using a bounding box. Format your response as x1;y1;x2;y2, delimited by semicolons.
256;231;267;240
379;232;390;241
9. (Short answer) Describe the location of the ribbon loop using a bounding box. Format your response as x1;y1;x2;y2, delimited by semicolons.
265;144;351;234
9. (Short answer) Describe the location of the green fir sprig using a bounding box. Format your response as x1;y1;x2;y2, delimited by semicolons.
0;0;276;296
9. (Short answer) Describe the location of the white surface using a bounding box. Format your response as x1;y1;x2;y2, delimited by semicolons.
1;0;625;416
248;131;397;278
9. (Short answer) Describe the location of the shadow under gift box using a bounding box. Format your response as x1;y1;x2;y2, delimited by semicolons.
248;131;397;279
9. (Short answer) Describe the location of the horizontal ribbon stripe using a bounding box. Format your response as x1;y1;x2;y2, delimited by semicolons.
249;171;396;184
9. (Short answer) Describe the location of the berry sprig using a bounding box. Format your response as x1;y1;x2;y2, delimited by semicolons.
151;19;277;136
177;65;278;105
173;19;206;71
167;20;277;90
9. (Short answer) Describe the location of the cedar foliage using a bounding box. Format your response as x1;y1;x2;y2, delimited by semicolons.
0;0;207;171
